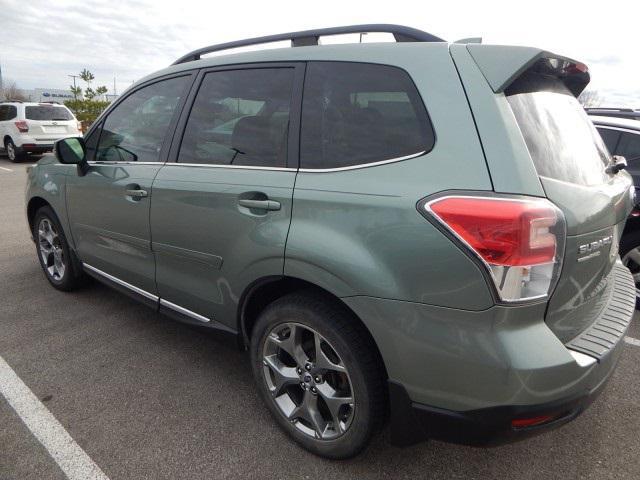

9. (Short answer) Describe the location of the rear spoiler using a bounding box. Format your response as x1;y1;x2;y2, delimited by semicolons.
466;44;590;97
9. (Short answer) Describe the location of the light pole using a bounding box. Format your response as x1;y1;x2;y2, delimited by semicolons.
68;74;79;100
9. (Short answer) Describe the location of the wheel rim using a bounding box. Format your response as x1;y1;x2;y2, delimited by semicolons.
38;218;65;281
262;322;355;440
622;247;640;301
7;142;15;161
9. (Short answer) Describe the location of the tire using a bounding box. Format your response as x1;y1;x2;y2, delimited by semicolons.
5;138;24;163
33;206;85;291
250;291;386;459
620;228;640;309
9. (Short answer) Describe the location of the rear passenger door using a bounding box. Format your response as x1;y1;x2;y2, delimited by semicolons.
150;64;303;329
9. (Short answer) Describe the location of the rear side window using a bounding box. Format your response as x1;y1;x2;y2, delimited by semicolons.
0;105;18;121
179;68;294;167
507;75;609;186
596;127;621;155
25;106;74;121
300;62;434;169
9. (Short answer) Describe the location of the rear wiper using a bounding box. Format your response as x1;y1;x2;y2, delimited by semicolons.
51;118;69;121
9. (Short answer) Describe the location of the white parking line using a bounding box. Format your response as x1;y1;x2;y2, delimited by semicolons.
0;166;13;172
0;355;110;480
625;336;640;347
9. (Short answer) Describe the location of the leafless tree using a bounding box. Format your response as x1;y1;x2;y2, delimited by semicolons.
0;80;27;101
578;89;602;108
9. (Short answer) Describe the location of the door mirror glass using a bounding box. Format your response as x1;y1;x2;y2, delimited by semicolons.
55;137;86;164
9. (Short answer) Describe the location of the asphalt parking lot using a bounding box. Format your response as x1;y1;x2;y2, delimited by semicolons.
1;156;640;480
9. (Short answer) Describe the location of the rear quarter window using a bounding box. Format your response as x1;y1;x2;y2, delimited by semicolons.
507;75;609;186
300;62;434;169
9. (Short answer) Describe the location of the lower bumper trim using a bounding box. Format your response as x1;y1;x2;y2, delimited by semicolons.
388;377;609;447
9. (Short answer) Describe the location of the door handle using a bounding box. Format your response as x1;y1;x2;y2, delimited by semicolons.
238;199;281;211
126;189;148;198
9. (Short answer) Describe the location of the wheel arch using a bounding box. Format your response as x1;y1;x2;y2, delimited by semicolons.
27;196;52;234
238;275;389;379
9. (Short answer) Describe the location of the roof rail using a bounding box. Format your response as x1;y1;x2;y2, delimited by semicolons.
172;24;445;65
585;107;635;112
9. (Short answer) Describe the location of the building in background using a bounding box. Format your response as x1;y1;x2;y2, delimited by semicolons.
20;88;75;102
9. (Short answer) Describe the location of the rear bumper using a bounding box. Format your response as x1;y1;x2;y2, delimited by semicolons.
388;368;611;447
20;144;54;154
343;262;634;447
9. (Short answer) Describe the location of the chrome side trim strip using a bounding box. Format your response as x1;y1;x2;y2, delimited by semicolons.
82;263;158;301
88;161;162;166
298;151;426;173
159;298;211;323
163;163;296;172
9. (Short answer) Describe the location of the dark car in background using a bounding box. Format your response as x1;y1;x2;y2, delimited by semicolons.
593;115;640;305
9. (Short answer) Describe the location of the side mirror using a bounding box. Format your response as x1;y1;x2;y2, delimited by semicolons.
55;137;89;176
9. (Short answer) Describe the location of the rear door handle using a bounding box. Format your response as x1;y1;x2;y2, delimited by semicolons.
126;189;148;198
238;199;281;211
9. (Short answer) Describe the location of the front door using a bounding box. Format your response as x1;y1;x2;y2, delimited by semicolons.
66;75;192;294
150;65;303;328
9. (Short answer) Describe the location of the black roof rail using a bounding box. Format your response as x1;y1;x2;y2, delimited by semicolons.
172;24;445;65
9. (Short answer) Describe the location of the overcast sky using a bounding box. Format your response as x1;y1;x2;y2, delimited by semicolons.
2;0;639;107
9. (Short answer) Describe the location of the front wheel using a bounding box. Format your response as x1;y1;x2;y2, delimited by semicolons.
33;206;84;291
620;228;640;309
250;292;386;459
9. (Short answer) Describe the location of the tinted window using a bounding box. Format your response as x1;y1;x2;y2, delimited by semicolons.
25;106;74;121
179;68;294;167
96;76;189;163
507;76;609;186
0;105;17;121
300;62;433;169
617;132;640;163
596;127;621;154
84;122;101;162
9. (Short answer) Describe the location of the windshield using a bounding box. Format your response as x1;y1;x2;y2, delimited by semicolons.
507;76;610;186
25;106;74;121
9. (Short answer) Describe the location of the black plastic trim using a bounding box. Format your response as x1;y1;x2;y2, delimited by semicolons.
172;24;445;65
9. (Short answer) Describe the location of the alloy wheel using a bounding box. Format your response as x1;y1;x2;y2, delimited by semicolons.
38;218;66;281
262;322;355;440
6;142;15;161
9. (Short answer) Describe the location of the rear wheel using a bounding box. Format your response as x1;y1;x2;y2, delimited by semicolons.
33;206;84;291
5;138;23;163
620;228;640;309
250;292;386;459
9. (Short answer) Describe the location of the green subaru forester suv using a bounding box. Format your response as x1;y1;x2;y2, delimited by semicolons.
26;25;636;458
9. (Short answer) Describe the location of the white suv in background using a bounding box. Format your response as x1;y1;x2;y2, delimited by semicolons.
0;102;81;162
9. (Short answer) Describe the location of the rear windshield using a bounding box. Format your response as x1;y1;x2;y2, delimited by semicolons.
507;75;609;186
25;106;74;121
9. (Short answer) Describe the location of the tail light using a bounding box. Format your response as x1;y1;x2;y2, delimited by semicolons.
15;121;29;133
424;195;566;303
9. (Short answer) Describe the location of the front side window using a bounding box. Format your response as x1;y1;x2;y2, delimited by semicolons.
179;68;294;167
25;106;74;121
96;76;189;163
0;106;7;121
300;62;434;169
